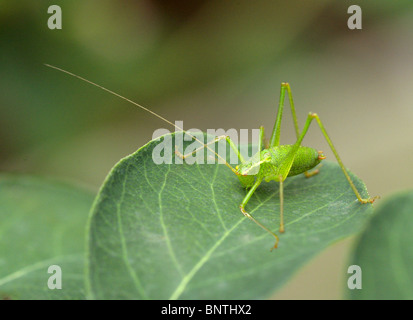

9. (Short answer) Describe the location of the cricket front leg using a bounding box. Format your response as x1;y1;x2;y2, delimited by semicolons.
239;177;279;250
175;134;240;174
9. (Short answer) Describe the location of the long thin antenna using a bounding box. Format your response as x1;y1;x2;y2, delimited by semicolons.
44;64;178;130
44;64;235;172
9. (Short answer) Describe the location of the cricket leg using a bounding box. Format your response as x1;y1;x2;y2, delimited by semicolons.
268;83;316;177
299;113;379;204
278;167;318;232
283;82;300;139
279;176;285;233
258;126;265;152
212;126;265;164
271;109;367;234
239;177;279;250
274;84;326;176
304;169;320;178
175;134;242;174
303;163;323;178
269;82;300;147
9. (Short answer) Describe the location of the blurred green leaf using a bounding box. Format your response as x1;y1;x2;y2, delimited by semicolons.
348;190;413;300
0;175;94;300
87;132;374;299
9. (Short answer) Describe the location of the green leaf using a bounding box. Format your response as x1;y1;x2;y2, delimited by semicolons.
87;132;374;300
348;190;413;300
0;175;95;300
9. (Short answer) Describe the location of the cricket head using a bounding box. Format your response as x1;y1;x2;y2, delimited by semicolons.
235;152;271;177
236;162;259;176
235;160;259;188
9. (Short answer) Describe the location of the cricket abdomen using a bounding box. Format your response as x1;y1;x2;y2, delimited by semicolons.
236;144;323;183
266;145;322;177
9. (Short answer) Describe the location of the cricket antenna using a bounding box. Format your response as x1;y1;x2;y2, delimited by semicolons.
43;63;236;172
44;63;179;130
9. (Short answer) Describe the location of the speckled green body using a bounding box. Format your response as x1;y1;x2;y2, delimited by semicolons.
236;145;321;188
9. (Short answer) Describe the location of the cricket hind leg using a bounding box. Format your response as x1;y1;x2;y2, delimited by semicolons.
268;83;315;178
269;82;300;148
299;112;379;204
273;111;378;236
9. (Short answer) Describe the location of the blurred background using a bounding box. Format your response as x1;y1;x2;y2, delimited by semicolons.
1;0;412;299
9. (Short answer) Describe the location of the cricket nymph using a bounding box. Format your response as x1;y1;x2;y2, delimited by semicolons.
44;65;378;251
236;145;325;188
